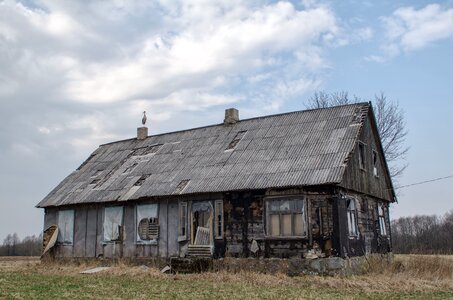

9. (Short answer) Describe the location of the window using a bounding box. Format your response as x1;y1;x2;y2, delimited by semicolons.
215;200;224;239
103;206;123;242
137;204;159;242
346;199;358;236
178;202;188;240
57;210;74;244
378;204;387;236
358;142;366;170
372;150;379;177
266;198;306;237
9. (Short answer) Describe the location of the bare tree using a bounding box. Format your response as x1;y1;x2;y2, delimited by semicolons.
306;91;408;179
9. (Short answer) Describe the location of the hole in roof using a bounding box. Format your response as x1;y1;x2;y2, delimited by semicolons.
226;131;247;150
90;178;101;185
123;161;139;174
143;144;162;155
175;179;190;194
91;170;103;178
134;174;150;187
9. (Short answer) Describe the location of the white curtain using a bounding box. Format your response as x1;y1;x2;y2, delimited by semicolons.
103;206;123;241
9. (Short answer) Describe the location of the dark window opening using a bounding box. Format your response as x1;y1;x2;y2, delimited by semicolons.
358;142;366;170
179;202;187;239
226;131;247;150
215;200;224;239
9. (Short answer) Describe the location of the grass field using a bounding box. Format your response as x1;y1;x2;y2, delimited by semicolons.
1;255;453;299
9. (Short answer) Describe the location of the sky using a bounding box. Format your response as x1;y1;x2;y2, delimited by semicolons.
0;0;452;242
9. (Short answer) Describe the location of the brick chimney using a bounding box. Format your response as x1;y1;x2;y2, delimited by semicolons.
224;108;239;125
137;127;148;140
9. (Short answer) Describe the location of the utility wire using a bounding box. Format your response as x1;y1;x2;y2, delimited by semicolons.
395;174;453;190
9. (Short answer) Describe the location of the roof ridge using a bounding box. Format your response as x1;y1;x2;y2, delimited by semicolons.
100;102;370;147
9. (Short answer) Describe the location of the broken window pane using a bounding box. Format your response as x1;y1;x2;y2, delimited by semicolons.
57;210;74;244
137;204;158;242
103;206;123;242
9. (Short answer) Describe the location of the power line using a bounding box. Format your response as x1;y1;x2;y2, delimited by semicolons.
395;174;453;190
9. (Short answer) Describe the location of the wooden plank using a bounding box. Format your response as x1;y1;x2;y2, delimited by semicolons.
85;207;97;257
73;208;87;257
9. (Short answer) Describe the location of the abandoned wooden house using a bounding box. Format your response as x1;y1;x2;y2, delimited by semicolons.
37;103;395;260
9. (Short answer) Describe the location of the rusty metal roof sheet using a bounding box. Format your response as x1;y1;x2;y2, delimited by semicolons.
37;103;370;207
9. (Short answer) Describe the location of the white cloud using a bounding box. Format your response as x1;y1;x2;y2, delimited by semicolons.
381;4;453;57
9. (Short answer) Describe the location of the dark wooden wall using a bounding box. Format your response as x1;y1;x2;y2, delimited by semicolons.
340;113;394;202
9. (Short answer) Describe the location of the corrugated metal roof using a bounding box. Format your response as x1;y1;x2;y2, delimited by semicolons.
37;103;370;207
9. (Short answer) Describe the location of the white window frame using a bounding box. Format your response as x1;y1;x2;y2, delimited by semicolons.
178;201;188;241
136;204;159;243
214;200;224;239
265;197;307;238
346;198;359;237
378;204;387;236
57;210;74;245
103;206;124;242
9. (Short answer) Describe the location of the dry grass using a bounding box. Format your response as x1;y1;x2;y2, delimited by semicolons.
1;255;453;299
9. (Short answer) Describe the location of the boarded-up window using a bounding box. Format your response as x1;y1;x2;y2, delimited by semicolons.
215;200;224;239
103;206;123;242
347;199;358;236
178;202;187;240
57;210;74;244
137;204;159;242
378;204;387;236
267;198;306;237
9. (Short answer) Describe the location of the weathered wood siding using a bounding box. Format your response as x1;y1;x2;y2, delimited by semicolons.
336;192;392;258
340;113;394;201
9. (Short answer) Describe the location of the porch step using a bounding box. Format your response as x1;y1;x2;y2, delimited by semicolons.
187;245;213;257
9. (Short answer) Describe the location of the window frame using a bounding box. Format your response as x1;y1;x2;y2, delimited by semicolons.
57;209;74;245
265;197;307;239
178;201;188;241
378;203;387;236
214;200;224;239
136;203;159;244
346;198;359;237
103;206;124;243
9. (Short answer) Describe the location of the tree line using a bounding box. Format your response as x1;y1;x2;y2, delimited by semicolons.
0;233;42;256
391;211;453;254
